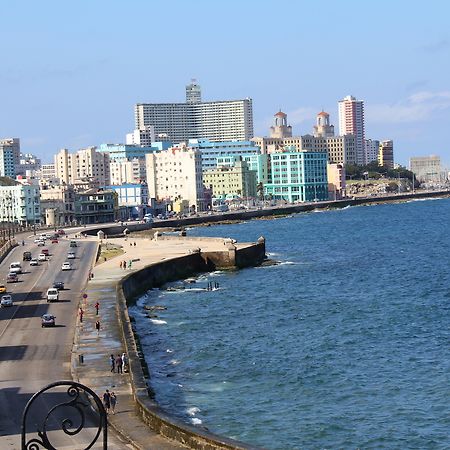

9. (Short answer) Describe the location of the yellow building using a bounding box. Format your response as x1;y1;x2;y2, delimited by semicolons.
203;159;257;198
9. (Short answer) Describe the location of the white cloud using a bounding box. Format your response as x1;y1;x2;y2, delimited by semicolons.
286;107;316;126
367;91;450;124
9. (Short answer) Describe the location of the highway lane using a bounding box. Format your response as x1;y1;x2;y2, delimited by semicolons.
0;236;128;449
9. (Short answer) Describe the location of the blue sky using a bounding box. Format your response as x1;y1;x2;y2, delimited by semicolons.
1;0;449;166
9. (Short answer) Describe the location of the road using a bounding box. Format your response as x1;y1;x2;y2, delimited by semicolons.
0;235;129;449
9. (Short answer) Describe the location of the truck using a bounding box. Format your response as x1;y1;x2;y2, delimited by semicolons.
23;251;32;261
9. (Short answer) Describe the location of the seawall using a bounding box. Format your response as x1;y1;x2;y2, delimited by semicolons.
116;240;265;449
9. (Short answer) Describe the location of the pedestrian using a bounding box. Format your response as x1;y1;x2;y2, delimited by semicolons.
119;261;123;269
128;260;132;269
121;352;128;372
95;320;101;335
79;307;84;323
102;389;111;414
130;242;132;247
110;354;115;372
123;260;126;270
110;392;117;414
116;354;123;374
95;301;100;315
133;242;136;247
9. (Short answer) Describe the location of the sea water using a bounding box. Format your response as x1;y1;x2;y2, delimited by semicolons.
131;198;450;449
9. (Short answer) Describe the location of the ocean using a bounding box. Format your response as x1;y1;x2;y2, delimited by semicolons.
131;197;450;449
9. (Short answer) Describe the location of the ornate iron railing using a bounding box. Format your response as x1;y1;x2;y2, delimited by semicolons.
21;381;107;450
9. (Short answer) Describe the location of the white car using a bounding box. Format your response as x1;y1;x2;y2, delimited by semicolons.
9;262;22;274
67;252;76;259
34;238;42;243
37;240;45;247
1;295;13;307
61;262;72;271
30;258;39;266
38;254;47;261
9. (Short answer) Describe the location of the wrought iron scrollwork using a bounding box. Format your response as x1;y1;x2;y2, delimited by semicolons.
21;380;107;450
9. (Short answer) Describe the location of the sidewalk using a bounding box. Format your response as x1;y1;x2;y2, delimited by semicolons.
72;235;249;449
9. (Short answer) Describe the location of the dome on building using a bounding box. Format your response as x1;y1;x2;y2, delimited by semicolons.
274;111;287;117
317;111;329;116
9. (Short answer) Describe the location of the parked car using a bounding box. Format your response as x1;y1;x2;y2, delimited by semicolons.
7;273;18;283
41;314;56;327
61;262;71;271
38;254;47;261
29;258;39;266
52;281;65;290
0;284;6;293
23;251;32;261
67;252;76;259
1;295;13;307
46;288;59;302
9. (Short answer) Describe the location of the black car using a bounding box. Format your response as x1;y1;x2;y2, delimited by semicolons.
53;281;65;290
23;251;32;261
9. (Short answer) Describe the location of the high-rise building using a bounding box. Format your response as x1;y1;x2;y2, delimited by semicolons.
135;82;254;144
409;155;441;182
270;111;292;138
364;139;380;165
313;111;335;138
0;138;20;178
338;95;365;165
145;145;205;211
54;147;110;186
378;140;394;169
109;159;147;185
186;79;202;104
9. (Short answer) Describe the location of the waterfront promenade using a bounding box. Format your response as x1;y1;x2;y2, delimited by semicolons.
72;234;259;449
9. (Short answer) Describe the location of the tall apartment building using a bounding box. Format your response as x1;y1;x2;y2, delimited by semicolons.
364;139;380;165
135;82;254;143
145;145;205;211
338;95;365;165
0;138;20;178
109;159;146;185
410;155;441;182
378;140;394;169
186;79;202;104
55;147;110;186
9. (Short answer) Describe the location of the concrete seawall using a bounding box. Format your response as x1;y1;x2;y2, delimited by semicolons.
117;243;265;449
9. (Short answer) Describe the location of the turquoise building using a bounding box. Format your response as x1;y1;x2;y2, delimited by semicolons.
264;151;328;202
216;154;268;184
188;139;260;171
97;142;172;161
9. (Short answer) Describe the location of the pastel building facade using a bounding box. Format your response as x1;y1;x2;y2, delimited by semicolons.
378;140;394;169
364;139;380;165
327;163;346;200
203;158;257;198
0;184;41;225
55;147;110;186
145;146;205;211
189;138;260;171
107;183;150;218
264;150;328;203
338;95;365;165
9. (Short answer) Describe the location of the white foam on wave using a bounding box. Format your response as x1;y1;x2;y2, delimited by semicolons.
150;319;167;325
166;348;173;353
169;359;180;365
191;418;202;425
187;406;201;416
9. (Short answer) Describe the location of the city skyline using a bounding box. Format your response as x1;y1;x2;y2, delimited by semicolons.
1;0;450;166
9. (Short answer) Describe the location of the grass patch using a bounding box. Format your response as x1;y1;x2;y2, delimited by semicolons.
96;243;124;264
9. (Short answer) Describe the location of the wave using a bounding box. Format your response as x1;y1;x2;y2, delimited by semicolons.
190;418;202;425
187;406;201;416
150;319;167;325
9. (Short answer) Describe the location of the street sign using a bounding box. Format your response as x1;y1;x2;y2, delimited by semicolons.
82;293;88;299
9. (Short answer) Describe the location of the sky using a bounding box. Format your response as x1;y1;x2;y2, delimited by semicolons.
1;0;450;166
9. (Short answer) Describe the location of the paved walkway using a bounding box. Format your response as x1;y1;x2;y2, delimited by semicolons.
72;235;247;449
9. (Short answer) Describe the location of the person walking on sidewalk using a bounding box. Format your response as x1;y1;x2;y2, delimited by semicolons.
116;354;123;374
121;352;129;373
95;320;101;335
79;307;84;323
119;261;123;269
102;390;111;414
122;260;126;270
110;392;117;414
94;301;100;315
128;260;132;270
110;354;115;372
